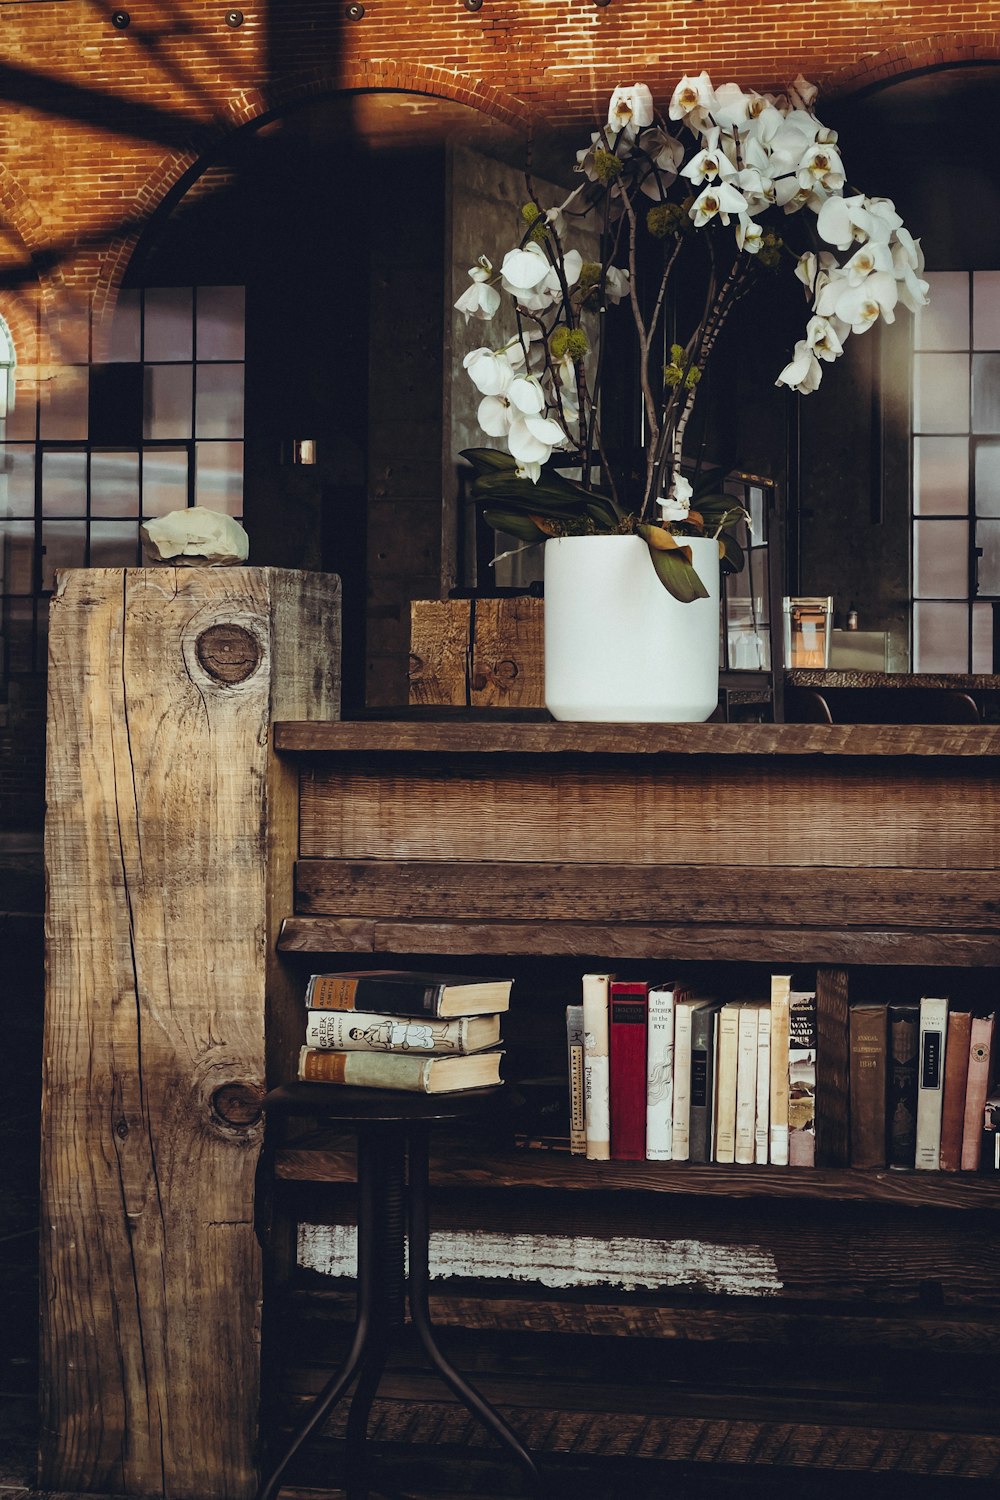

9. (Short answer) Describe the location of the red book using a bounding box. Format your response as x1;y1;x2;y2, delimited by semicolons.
939;1010;973;1171
609;980;649;1160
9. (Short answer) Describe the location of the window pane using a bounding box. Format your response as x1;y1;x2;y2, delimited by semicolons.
4;384;37;440
47;295;90;365
141;448;189;515
143;288;193;361
107;289;142;362
914;273;969;351
0;521;35;594
41;520;86;591
972;352;1000;434
913;600;969;672
196;286;245;360
3;596;36;673
41;450;87;517
972;601;994;673
195;364;244;438
975;441;1000;518
195;441;243;515
91;449;140;517
39;367;89;440
976;518;1000;596
90;520;139;570
913;353;968;433
973;271;1000;351
913;518;969;598
913;436;968;515
0;446;35;518
144;364;192;439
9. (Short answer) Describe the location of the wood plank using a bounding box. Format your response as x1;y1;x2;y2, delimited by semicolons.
284;1284;1000;1351
40;567;339;1500
297;764;998;871
274;1140;1000;1210
276;917;1000;967
274;719;1000;757
815;969;850;1168
294;860;1000;931
408;599;470;707
469;598;545;709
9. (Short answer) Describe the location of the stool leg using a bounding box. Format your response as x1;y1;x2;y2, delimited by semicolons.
255;1139;379;1500
406;1126;542;1495
342;1336;389;1500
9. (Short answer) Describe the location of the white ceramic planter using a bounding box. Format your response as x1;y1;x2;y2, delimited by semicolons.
543;533;721;722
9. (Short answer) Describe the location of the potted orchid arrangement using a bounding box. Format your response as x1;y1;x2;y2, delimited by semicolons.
456;71;929;607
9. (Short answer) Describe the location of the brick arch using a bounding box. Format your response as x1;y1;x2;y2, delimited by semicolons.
823;33;1000;99
0;161;69;360
95;62;532;320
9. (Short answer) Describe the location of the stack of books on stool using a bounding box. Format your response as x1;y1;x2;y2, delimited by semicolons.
297;969;511;1092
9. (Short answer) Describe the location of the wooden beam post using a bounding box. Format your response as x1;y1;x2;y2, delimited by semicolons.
40;567;340;1499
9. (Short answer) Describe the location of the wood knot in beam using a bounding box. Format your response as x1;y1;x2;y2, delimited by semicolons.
195;624;261;684
211;1082;265;1127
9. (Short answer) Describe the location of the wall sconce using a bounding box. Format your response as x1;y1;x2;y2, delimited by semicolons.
225;9;244;25
110;9;131;27
280;439;319;465
345;2;365;16
464;0;484;10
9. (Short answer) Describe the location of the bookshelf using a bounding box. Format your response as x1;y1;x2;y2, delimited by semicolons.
266;719;1000;1491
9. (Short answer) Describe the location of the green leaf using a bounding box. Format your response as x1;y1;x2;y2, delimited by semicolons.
646;542;710;602
482;509;549;544
459;447;520;475
719;530;745;575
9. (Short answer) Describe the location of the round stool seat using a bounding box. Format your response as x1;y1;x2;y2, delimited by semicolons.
264;1080;508;1124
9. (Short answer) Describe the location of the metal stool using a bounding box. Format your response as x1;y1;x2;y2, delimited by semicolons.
257;1082;541;1500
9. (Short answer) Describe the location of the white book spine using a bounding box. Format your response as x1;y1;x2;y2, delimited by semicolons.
646;986;675;1161
769;974;791;1166
304;1010;472;1052
671;1000;694;1161
755;1003;772;1164
735;1003;759;1165
915;995;949;1170
582;973;612;1161
714;1004;740;1163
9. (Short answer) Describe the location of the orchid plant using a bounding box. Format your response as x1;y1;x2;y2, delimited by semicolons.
456;73;928;601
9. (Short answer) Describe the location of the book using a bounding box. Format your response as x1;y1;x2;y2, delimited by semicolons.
646;981;681;1161
938;1009;973;1171
689;1000;723;1164
754;1001;771;1165
305;969;512;1018
297;1045;503;1093
304;1009;502;1055
915;995;949;1170
609;980;648;1160
961;1014;995;1170
735;1002;761;1165
672;992;714;1161
713;1001;741;1164
769;974;792;1166
566;1004;587;1156
582;972;613;1161
887;1001;919;1168
788;989;817;1167
849;1003;888;1168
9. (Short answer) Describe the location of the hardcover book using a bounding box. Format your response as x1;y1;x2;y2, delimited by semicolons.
688;1000;724;1164
769;974;792;1166
754;1001;772;1165
672;992;714;1161
849;1003;888;1169
646;981;682;1161
938;1009;973;1172
961;1014;995;1170
609;980;649;1161
566;1004;587;1156
305;969;512;1018
887;1001;919;1168
788;990;817;1167
582;972;613;1161
713;1001;741;1164
304;1010;501;1055
735;1002;761;1165
915;995;949;1170
297;1045;504;1093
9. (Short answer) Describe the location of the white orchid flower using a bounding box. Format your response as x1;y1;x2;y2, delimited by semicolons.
499;243;552;295
477;394;514;437
844;241;893;285
668;72;717;129
734;166;774;213
816;193;875;250
866;196;904;241
659;474;693;521
603;265;631;303
681;134;737;185
636;130;685;196
827;271;899;333
463;346;520;397
788;74;819;111
713;83;753;130
515;460;542;483
804;314;844;362
775;339;823;393
744;97;785;142
508;412;568;466
690;180;748;227
895;263;931;313
797;143;845;192
608;83;654;135
507;374;546;415
736;214;764;254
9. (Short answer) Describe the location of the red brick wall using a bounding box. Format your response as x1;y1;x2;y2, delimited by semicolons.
0;4;996;317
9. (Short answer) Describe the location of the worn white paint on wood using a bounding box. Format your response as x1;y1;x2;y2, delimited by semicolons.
41;567;340;1500
297;1223;784;1296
